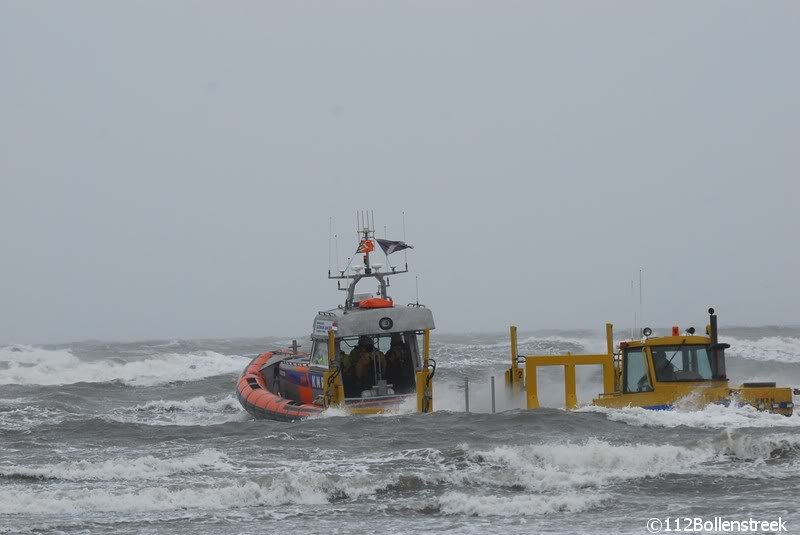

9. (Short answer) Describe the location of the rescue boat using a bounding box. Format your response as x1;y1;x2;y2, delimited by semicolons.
506;308;794;416
237;215;436;421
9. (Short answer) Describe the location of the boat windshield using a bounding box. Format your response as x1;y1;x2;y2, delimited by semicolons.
310;341;328;367
338;332;420;397
650;345;713;382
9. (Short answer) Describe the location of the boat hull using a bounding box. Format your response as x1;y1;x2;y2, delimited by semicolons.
236;352;415;421
236;352;323;421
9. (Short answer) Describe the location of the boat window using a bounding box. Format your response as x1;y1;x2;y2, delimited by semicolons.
310;341;328;367
371;332;420;368
651;345;713;382
337;333;419;397
624;347;653;393
407;332;421;369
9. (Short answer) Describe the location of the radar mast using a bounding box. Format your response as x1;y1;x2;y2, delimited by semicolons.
328;211;409;311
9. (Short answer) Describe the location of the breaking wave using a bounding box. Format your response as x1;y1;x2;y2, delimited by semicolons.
3;436;797;519
109;395;248;426
132;395;242;413
0;480;328;515
0;404;69;432
0;449;234;481
724;336;800;363
449;440;716;492
0;405;69;431
0;465;411;515
719;433;800;462
0;346;247;386
579;401;800;429
436;491;608;516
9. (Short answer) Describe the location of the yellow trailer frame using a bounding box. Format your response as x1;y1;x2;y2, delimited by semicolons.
524;353;616;409
507;323;618;409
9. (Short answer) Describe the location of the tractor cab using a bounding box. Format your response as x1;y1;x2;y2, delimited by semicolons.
619;330;727;395
597;309;792;414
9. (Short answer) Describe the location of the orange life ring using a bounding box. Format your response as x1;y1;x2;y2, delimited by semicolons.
358;297;394;309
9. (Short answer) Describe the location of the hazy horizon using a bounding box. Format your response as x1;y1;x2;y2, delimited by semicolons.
2;2;798;345
12;322;800;348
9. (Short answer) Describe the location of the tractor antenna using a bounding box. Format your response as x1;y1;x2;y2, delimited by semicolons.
639;267;644;335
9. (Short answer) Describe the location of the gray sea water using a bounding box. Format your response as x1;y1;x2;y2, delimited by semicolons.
2;327;800;534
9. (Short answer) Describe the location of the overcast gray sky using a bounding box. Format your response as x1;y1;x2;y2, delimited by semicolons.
1;2;798;344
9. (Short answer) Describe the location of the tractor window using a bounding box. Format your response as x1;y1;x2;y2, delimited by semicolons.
624;347;653;393
651;345;713;381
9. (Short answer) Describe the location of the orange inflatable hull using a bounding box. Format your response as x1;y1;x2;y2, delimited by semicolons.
236;352;323;421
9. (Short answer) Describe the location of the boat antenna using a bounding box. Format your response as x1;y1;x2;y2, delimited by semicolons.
415;275;420;306
335;233;341;274
402;210;408;271
328;216;333;277
359;210;371;275
381;223;392;270
630;279;635;339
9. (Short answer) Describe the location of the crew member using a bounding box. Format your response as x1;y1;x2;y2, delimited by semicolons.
385;333;415;393
653;350;677;381
349;336;385;394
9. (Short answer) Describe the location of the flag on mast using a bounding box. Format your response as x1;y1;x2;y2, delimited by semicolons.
376;239;413;255
357;239;375;253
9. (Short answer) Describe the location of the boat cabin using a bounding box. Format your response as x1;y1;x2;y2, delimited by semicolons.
272;214;436;412
305;301;434;400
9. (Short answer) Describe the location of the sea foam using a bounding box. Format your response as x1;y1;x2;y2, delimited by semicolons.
0;448;234;481
437;491;608;516
0;345;247;386
109;395;248;426
724;336;800;363
579;400;800;430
